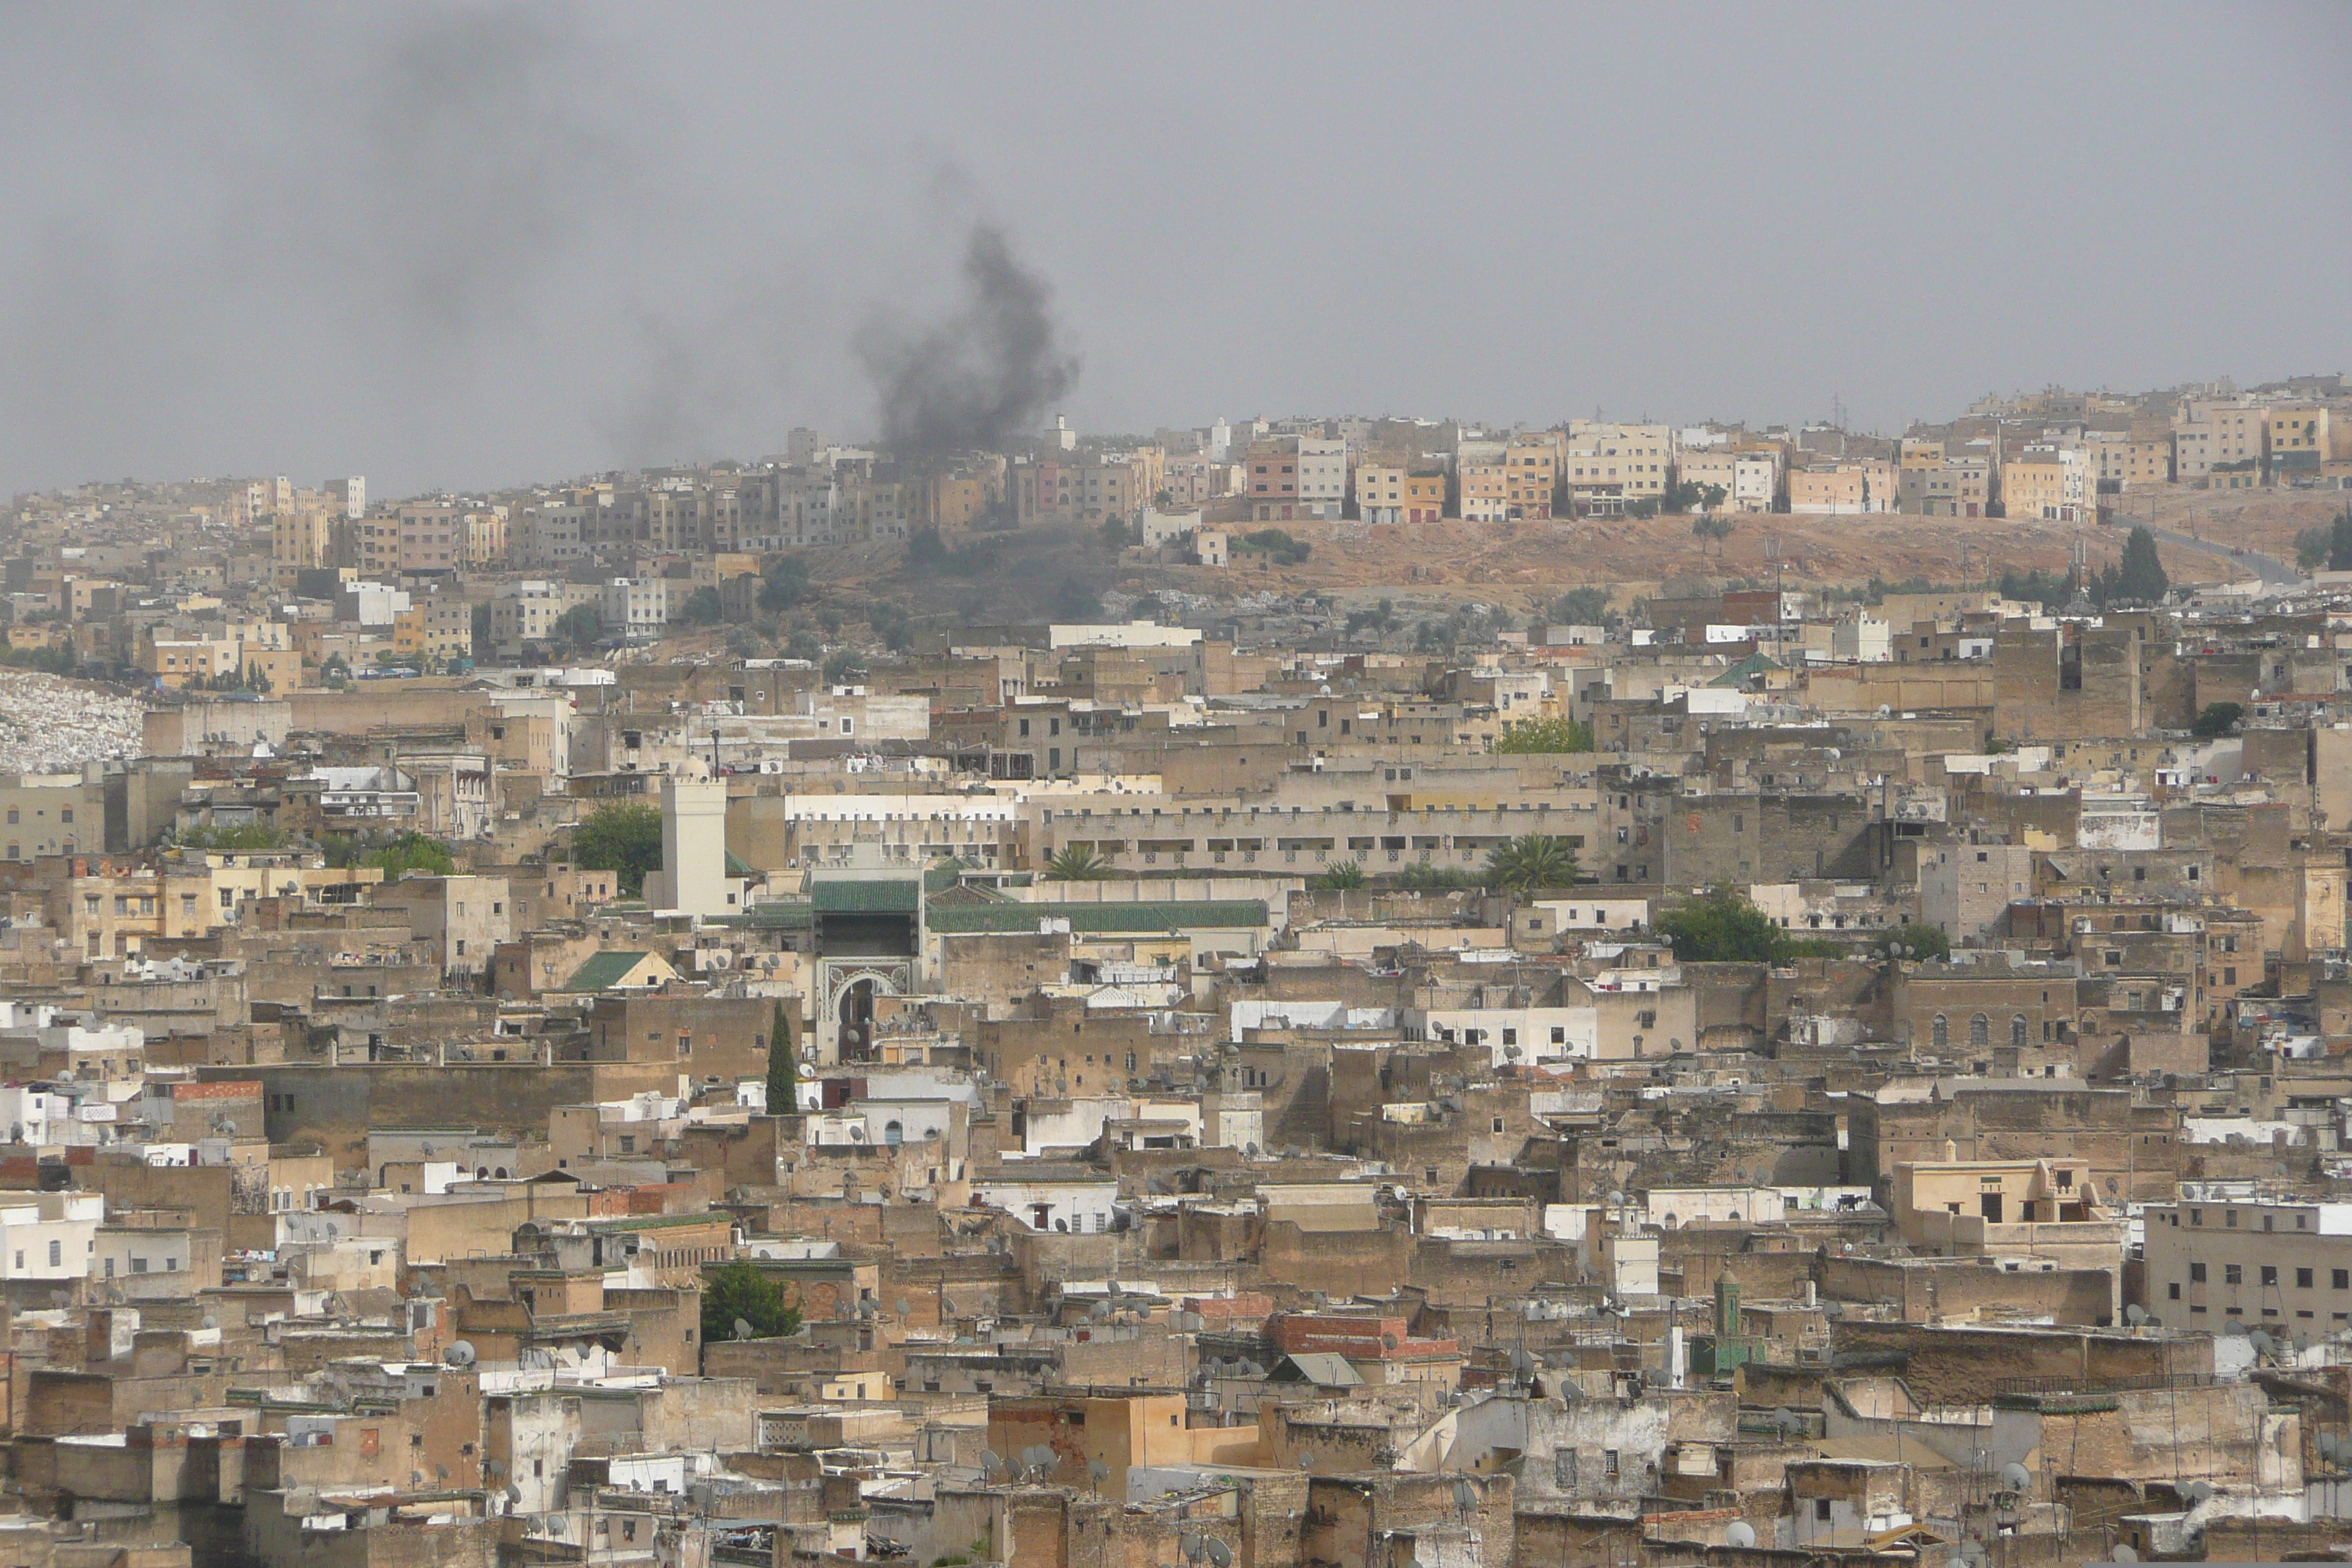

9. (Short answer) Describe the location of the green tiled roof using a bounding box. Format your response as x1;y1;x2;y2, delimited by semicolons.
924;900;1269;935
725;850;755;878
562;951;658;992
720;901;814;928
811;879;923;915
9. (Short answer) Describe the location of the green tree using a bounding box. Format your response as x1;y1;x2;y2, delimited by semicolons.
1239;528;1311;566
700;1258;802;1349
1548;586;1613;625
766;1000;799;1113
759;554;815;611
2329;507;2352;572
365;832;458;879
1884;921;1951;962
1045;843;1111;881
869;602;913;654
471;600;493;651
1052;576;1101;619
682;587;723;625
176;823;287;851
554;603;605;649
821;649;864;685
2192;701;2244;737
1309;859;1365;891
1654;887;1784;963
1398;862;1482;890
2109;525;2169;604
1491;716;1594;755
1482;834;1580;892
573;802;664;896
1098;516;1134;549
1692;515;1735;557
2296;526;2332;572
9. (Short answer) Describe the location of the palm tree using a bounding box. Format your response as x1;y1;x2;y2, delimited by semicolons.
1483;834;1580;892
1044;843;1111;881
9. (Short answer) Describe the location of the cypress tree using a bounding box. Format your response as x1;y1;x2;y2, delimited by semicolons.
766;1000;799;1114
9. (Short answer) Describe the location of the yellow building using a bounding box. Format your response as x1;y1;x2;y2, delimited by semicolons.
465;508;510;567
392;598;475;665
1889;1154;2126;1278
2002;456;2068;521
2268;405;2330;479
271;511;333;569
2090;436;2173;490
1563;421;1671;513
140;636;241;689
1504;435;1561;520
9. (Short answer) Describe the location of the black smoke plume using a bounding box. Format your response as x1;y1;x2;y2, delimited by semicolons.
862;225;1079;464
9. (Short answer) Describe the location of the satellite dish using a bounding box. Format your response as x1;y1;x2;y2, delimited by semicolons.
546;1517;567;1537
1383;1333;1399;1349
734;1317;755;1341
2225;1319;2249;1337
1775;1407;1801;1435
2111;1546;2136;1563
895;1298;911;1316
2248;1330;2275;1355
2187;1481;2214;1502
1299;1451;1316;1471
201;1314;218;1330
1726;1522;1757;1548
505;1483;521;1507
1205;1541;1233;1568
1607;1190;1626;1205
2002;1462;2031;1491
2125;1304;2146;1325
442;1340;477;1367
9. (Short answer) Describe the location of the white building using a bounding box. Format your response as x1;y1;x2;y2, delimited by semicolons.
1405;1005;1599;1066
644;776;738;918
600;578;673;641
0;1191;103;1282
970;1176;1123;1235
1297;438;1349;519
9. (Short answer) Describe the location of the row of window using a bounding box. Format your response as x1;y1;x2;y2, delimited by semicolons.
1930;1014;2035;1048
2180;1263;2348;1289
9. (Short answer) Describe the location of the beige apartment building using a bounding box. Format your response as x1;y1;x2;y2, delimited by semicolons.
1787;462;1894;514
2090;435;2173;491
2267;406;2330;480
2144;1197;2352;1328
393;596;475;665
271;510;333;570
1562;422;1671;513
2175;399;2266;483
1357;464;1406;524
1505;435;1560;520
395;503;463;573
1898;458;1991;516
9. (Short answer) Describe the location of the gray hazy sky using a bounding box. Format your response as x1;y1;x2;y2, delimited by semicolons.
3;1;2347;500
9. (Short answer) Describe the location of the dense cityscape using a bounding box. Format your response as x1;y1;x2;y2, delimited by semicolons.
0;370;2340;1567
3;1;2348;1563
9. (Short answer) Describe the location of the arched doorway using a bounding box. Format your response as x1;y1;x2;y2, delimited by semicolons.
839;977;878;1062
